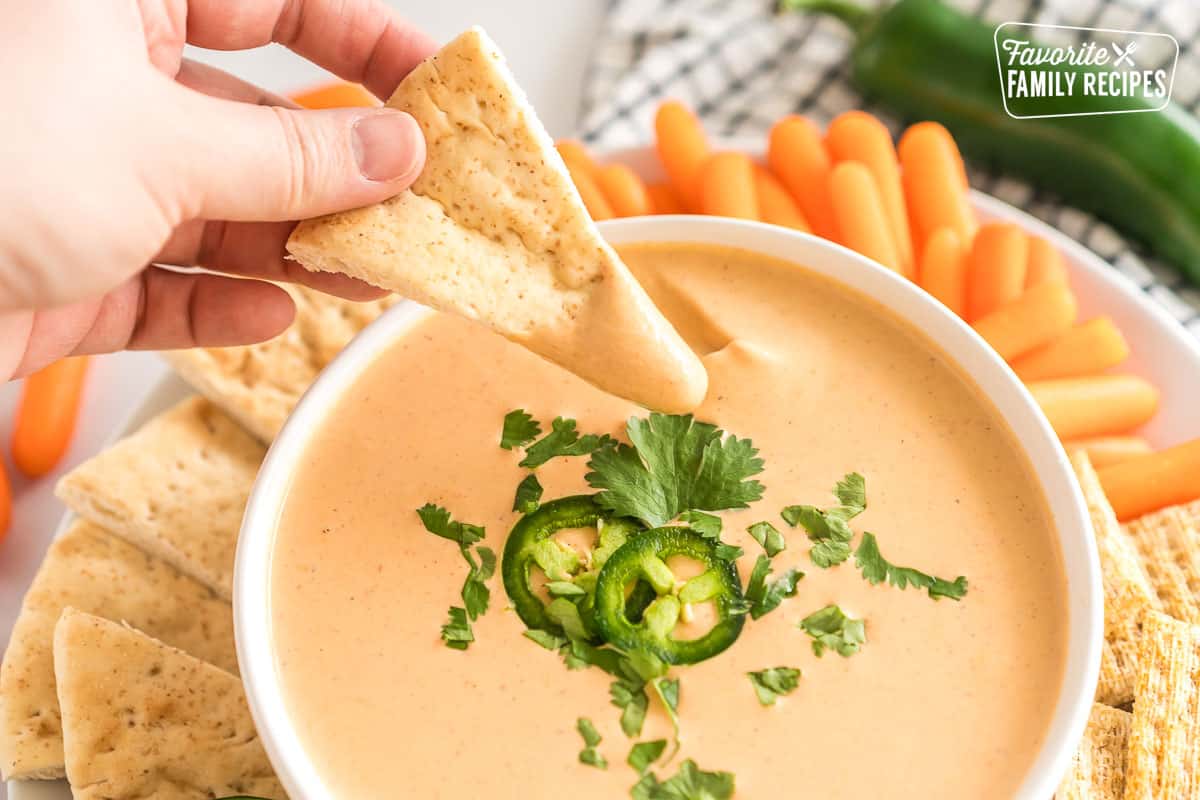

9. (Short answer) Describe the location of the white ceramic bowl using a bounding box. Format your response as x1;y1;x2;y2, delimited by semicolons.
235;216;1103;800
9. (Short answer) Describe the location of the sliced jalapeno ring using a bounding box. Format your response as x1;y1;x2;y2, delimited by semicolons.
501;495;647;636
593;527;746;665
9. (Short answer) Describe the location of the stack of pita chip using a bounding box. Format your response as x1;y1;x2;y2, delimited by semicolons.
0;25;709;798
1056;454;1200;798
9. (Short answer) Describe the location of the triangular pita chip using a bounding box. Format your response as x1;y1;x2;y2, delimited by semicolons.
164;285;396;442
287;28;706;413
0;521;234;780
53;609;284;800
56;396;264;600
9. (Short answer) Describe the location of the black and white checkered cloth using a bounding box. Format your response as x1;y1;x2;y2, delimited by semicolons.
578;0;1200;340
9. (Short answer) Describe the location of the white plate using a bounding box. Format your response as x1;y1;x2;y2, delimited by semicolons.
9;154;1200;799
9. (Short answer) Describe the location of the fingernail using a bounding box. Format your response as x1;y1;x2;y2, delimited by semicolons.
353;111;423;182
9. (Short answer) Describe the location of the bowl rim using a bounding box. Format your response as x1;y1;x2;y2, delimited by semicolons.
235;216;1102;800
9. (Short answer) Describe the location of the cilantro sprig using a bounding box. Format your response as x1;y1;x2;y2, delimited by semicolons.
587;414;765;528
799;605;866;657
632;759;736;800
854;532;968;600
781;472;866;568
521;416;615;468
747;667;801;706
416;504;494;649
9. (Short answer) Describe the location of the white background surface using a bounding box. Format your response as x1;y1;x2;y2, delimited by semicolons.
0;0;603;740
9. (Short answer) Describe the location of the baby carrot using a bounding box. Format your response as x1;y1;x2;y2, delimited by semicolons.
753;167;810;231
594;163;652;217
12;357;89;478
971;281;1077;361
565;162;614;220
898;121;976;254
918;228;968;316
829;162;902;273
1098;438;1200;521
1064;436;1153;470
768;115;837;238
0;460;10;540
289;81;378;108
1010;317;1130;382
556;139;597;176
699;152;758;220
655;100;709;211
1027;374;1159;441
647;182;685;215
1024;236;1068;289
826;111;913;276
966;223;1029;321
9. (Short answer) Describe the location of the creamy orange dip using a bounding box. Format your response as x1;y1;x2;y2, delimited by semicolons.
270;242;1068;798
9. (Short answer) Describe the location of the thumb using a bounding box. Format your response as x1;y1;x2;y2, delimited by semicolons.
160;84;425;223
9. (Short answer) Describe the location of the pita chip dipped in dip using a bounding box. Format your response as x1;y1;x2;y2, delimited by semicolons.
286;28;707;413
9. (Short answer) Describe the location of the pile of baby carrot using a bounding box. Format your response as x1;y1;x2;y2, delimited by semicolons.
558;100;1200;522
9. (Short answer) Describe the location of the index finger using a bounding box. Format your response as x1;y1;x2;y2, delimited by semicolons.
183;0;438;100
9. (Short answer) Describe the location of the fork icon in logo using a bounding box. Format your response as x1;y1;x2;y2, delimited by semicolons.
1111;41;1138;68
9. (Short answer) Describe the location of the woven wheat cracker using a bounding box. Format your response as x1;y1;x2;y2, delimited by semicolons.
1073;452;1161;706
1125;610;1200;799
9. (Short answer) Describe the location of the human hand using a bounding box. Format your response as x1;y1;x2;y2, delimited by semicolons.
0;0;438;380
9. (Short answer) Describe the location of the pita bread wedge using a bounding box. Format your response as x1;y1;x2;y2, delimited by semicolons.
1073;452;1161;706
1056;703;1132;800
56;396;263;600
53;609;284;800
1125;610;1200;799
164;286;396;442
1123;500;1200;624
287;28;707;413
0;521;234;781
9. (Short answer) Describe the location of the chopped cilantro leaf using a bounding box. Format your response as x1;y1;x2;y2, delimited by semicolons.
834;472;867;514
854;532;968;600
500;409;541;450
610;678;650;738
577;717;607;769
713;542;744;562
799;604;866;657
743;555;803;619
460;545;496;620
416;504;484;546
631;759;736;800
780;473;867;568
520;416;615;469
439;607;473;650
512;474;543;513
678;510;722;539
747;521;786;557
586;413;765;527
562;640;626;677
523;629;567;651
653;677;681;757
628;740;668;774
747;667;801;706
